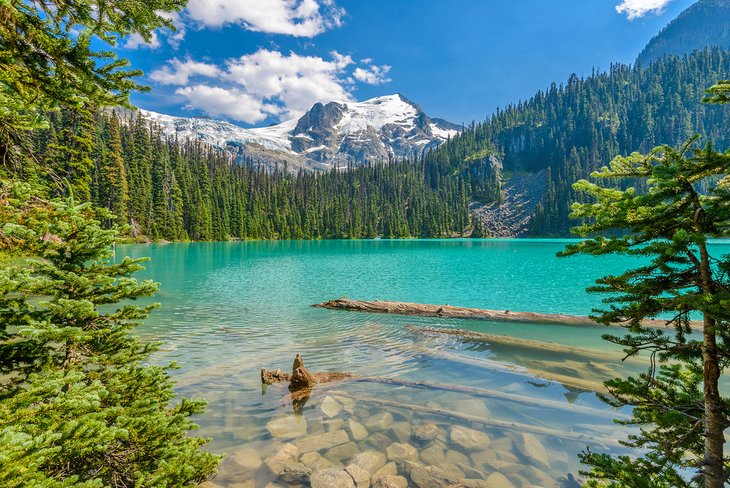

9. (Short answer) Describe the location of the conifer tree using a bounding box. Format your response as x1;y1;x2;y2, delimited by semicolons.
560;138;730;487
0;179;219;486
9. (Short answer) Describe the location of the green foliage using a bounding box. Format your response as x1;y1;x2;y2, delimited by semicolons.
560;139;730;487
26;110;473;240
0;179;219;486
0;0;184;166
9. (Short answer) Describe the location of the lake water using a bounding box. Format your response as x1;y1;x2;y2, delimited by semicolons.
116;239;721;488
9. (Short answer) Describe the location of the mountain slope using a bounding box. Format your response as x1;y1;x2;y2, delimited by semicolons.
637;0;730;65
140;94;459;171
425;48;730;236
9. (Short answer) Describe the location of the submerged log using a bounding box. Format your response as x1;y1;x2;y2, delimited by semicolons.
329;390;625;448
313;297;702;329
407;325;645;365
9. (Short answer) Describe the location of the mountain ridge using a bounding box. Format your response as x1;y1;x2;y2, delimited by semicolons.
637;0;730;65
138;94;459;171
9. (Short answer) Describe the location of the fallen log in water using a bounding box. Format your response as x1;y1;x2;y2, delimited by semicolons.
263;354;624;419
328;390;625;448
407;325;645;366
313;297;701;329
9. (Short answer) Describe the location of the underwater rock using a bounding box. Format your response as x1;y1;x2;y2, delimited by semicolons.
349;450;387;475
420;444;445;465
346;419;369;440
226;481;256;488
371;461;398;485
294;429;350;453
449;425;490;451
444;449;470;466
386;442;419;463
279;461;312;484
321;395;343;418
310;467;356;488
390;422;412;443
266;415;308;439
365;411;394;431
325;419;346;432
218;446;262;478
264;443;301;477
364;432;392;450
334;394;357;414
325;441;360;462
485;472;515;488
413;422;442;442
406;462;464;488
301;451;336;471
345;464;370;488
513;432;550;471
374;475;408;488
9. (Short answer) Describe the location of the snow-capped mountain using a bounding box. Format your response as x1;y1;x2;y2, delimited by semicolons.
139;94;460;171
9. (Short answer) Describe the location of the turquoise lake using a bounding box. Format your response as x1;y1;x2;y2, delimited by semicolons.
116;239;728;488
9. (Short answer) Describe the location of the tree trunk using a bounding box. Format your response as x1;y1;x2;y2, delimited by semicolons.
702;315;725;488
697;236;726;488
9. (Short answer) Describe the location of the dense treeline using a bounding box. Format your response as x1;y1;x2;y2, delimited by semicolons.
30;110;472;240
430;48;730;235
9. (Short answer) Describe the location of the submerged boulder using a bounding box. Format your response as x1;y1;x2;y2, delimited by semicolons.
310;468;356;488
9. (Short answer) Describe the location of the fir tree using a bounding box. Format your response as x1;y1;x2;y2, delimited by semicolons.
0;179;219;486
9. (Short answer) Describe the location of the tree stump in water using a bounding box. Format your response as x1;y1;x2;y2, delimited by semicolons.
289;353;317;391
261;368;289;385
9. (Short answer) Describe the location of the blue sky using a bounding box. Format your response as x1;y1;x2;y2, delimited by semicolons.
121;0;697;127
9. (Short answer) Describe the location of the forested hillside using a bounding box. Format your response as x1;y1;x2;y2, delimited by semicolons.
637;0;730;65
433;48;730;235
29;110;473;240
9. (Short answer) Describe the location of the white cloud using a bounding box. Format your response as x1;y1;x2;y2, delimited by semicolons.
124;10;186;49
124;32;161;50
153;49;364;123
353;64;391;85
175;86;280;123
185;0;344;37
615;0;673;19
150;59;221;85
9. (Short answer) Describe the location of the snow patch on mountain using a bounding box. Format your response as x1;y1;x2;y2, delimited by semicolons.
139;94;459;171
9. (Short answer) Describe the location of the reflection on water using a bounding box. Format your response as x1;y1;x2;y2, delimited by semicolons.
114;240;718;487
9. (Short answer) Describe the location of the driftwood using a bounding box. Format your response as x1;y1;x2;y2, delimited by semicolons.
314;297;702;330
329;390;626;448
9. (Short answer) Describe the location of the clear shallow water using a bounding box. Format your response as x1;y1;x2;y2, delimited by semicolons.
115;239;725;488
